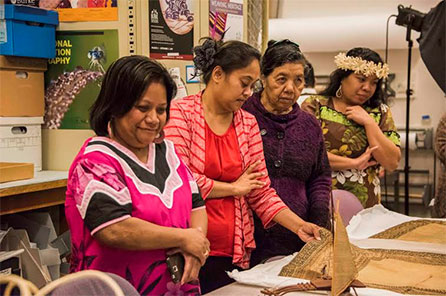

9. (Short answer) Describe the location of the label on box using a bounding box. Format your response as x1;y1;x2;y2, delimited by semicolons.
6;0;40;6
0;20;6;44
0;268;12;276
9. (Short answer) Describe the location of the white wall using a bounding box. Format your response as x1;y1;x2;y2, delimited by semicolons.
269;0;440;52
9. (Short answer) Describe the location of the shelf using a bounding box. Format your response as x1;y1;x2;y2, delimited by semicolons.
0;171;68;215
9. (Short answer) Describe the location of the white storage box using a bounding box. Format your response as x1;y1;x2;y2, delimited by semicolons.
0;117;43;171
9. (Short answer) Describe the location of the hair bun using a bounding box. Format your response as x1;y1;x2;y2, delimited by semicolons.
193;38;218;72
267;40;277;48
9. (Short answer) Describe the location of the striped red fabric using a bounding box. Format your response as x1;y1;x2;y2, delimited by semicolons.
164;92;287;268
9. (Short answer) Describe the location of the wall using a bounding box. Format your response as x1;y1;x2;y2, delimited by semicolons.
43;0;208;170
43;0;134;171
269;0;440;52
43;0;251;170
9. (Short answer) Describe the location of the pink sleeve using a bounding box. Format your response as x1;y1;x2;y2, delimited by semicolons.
244;120;288;228
70;155;131;235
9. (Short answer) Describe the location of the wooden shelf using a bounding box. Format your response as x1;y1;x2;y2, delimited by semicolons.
0;171;68;216
0;179;67;198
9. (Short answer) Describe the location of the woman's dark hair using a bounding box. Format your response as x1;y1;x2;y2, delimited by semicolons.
304;60;315;88
320;47;386;108
193;37;261;84
261;39;306;77
89;55;177;136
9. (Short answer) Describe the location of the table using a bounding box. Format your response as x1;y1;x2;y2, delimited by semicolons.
0;171;68;215
206;282;286;296
206;282;326;296
205;205;445;296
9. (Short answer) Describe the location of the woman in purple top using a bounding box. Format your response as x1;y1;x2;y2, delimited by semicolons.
242;40;331;266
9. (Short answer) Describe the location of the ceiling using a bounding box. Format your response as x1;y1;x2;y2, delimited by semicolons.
268;0;442;52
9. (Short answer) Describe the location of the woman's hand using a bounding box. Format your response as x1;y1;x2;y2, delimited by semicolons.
179;228;210;265
296;222;321;242
181;252;202;284
346;106;375;126
231;160;266;196
353;146;378;170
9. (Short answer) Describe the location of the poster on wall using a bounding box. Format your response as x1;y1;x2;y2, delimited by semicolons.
149;0;194;60
35;0;118;22
209;0;243;41
45;30;119;130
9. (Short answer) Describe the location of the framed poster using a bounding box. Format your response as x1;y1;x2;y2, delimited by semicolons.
209;0;243;41
45;30;119;129
149;0;194;60
185;65;199;83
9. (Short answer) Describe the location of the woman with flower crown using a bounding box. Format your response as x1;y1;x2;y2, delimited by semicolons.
302;47;401;208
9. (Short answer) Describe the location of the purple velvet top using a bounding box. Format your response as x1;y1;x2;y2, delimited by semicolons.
242;93;331;264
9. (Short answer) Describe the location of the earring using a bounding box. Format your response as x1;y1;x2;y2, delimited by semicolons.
336;85;343;98
154;130;165;144
107;120;114;138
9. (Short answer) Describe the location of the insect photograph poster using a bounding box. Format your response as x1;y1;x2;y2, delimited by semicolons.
149;0;194;60
45;30;119;129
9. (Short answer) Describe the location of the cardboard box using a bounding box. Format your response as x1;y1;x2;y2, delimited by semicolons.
0;55;46;117
2;213;62;281
42;128;94;171
0;5;59;59
0;117;43;171
0;162;34;183
0;228;51;288
0;249;23;277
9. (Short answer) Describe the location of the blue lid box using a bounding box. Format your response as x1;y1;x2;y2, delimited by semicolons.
0;5;59;59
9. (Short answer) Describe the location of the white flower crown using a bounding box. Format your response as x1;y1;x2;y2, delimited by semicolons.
334;52;390;79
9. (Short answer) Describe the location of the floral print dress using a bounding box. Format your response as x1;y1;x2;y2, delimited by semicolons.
302;95;400;207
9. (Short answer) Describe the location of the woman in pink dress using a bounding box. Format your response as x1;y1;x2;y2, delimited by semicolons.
65;55;210;295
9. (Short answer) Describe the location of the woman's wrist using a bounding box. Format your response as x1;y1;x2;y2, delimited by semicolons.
284;210;305;234
350;157;360;169
293;219;307;235
176;228;187;250
363;118;378;129
230;182;240;196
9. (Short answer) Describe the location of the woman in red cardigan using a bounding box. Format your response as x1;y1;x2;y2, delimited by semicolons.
164;38;321;294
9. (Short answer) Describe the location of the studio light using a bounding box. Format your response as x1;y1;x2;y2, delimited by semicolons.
394;1;445;215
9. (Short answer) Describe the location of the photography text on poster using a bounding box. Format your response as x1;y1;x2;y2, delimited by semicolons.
48;39;73;65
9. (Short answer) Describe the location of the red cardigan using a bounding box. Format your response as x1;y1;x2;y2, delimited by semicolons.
164;92;287;268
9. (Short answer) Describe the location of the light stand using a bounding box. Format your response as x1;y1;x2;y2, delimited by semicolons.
395;5;425;215
403;21;413;216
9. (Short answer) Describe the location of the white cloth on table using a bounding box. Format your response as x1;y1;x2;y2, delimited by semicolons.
346;204;442;240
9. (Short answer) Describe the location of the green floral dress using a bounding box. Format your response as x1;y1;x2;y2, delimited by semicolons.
302;95;400;207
